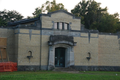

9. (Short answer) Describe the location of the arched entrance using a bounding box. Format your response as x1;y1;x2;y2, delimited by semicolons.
48;44;74;70
55;47;66;67
48;35;77;70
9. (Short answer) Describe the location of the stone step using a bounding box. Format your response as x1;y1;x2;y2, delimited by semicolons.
53;67;77;71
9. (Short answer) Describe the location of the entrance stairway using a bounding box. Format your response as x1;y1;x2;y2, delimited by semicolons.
53;67;77;71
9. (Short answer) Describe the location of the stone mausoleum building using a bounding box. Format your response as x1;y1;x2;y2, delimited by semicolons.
0;10;120;71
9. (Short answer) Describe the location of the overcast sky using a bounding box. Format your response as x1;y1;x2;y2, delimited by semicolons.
0;0;120;18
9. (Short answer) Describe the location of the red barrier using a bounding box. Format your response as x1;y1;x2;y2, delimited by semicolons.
0;62;17;72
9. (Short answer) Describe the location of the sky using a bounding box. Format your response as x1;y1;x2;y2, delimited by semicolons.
0;0;120;18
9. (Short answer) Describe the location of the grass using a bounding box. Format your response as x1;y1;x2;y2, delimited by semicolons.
0;71;120;80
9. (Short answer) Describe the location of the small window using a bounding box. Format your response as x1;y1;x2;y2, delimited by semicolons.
59;22;62;30
64;23;68;30
54;22;69;30
54;22;57;29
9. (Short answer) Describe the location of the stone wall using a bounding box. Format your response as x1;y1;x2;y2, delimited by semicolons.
73;33;120;71
16;29;41;66
74;32;98;66
41;35;49;70
0;28;15;62
98;34;120;66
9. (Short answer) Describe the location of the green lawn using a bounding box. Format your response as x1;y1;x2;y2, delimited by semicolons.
0;71;120;80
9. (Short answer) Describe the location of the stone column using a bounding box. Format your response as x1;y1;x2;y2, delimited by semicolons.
48;46;55;70
65;47;70;67
69;46;74;66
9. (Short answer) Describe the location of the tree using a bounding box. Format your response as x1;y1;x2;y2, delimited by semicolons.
71;0;107;29
71;0;120;33
32;0;67;17
71;0;89;24
0;18;6;27
86;1;107;29
0;9;23;27
90;13;120;33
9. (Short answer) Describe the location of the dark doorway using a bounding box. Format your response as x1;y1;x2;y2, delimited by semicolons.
55;47;65;67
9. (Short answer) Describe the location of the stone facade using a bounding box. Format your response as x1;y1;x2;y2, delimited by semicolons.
0;10;120;71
